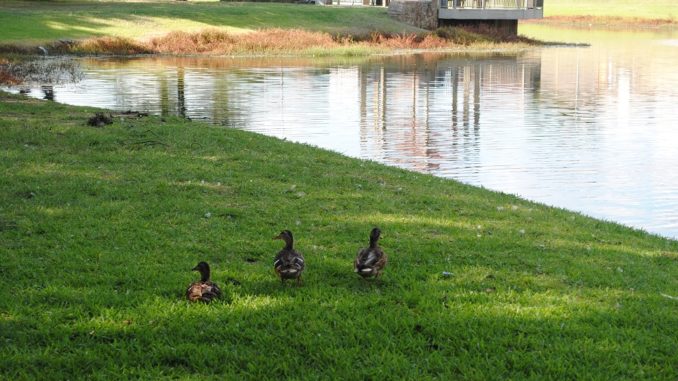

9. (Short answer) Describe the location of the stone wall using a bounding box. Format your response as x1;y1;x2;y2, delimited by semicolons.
388;0;438;30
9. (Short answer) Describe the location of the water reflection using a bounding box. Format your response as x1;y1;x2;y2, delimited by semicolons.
3;29;678;239
0;58;82;89
356;54;541;176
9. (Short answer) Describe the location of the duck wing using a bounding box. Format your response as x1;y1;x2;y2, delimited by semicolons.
373;250;387;272
356;247;383;267
186;281;203;302
274;249;305;278
203;281;222;298
186;281;221;303
355;247;387;277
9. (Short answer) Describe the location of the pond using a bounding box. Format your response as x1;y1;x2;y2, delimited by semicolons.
4;25;678;239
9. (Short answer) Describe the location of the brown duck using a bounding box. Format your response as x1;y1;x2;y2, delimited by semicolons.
273;230;305;285
186;261;222;303
354;227;387;279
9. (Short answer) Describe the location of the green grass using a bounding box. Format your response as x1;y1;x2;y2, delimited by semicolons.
1;92;677;379
545;0;678;21
0;1;423;44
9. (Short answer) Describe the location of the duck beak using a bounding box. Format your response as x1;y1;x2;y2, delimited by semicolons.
273;234;282;240
191;265;199;271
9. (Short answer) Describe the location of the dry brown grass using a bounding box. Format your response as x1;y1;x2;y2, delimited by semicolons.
128;29;454;55
72;37;150;55
0;69;21;85
0;27;532;57
367;33;449;49
238;29;339;52
146;29;236;54
0;44;35;55
0;57;19;86
146;29;339;54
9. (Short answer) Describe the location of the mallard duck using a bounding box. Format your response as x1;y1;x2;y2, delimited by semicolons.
354;227;387;279
273;230;305;285
186;261;222;303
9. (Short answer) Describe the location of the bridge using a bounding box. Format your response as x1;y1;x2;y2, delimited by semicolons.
439;0;543;20
436;0;543;35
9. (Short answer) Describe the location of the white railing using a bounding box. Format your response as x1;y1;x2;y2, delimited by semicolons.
442;0;543;9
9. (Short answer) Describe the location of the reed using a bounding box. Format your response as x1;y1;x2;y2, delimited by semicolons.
58;28;530;57
71;36;151;55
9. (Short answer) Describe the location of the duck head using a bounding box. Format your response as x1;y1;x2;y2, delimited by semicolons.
192;261;211;282
274;230;294;249
369;227;381;247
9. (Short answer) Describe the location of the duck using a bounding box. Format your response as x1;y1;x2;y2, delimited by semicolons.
186;261;222;303
354;227;387;279
273;230;305;285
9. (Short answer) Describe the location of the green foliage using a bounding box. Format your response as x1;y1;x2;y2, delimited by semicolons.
0;92;677;379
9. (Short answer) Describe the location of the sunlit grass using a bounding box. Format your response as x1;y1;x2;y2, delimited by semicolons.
0;1;539;57
544;0;678;20
1;91;677;379
528;0;678;29
0;1;423;44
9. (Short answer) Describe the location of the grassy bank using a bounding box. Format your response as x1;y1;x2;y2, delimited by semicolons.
545;0;677;20
1;92;677;379
533;0;678;28
0;1;539;57
0;1;422;44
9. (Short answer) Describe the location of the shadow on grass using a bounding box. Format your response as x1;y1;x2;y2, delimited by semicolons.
2;272;676;379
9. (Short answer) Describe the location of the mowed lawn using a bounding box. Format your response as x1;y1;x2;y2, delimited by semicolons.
0;0;675;47
0;1;422;44
544;0;678;20
0;91;677;379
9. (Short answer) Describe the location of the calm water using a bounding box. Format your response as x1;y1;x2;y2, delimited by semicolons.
5;26;678;239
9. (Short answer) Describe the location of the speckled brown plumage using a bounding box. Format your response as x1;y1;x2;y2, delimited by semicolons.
186;261;222;303
273;230;305;285
354;227;387;279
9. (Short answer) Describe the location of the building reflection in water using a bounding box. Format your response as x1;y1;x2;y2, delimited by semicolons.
357;54;541;175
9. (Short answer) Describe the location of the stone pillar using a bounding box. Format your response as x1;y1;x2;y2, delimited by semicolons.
388;0;438;30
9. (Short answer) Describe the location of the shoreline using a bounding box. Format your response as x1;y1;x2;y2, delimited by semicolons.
0;88;673;245
5;87;670;241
